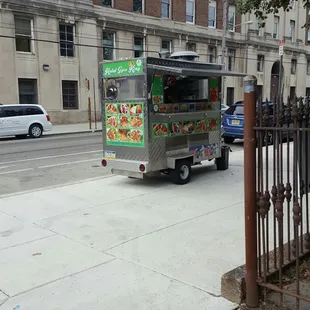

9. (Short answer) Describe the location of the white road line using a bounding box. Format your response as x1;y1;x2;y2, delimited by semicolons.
38;158;102;169
0;165;14;170
0;150;102;165
0;168;33;175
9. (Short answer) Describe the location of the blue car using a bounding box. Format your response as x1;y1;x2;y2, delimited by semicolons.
222;101;275;144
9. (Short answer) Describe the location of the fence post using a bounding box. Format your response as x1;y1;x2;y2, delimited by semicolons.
244;75;259;307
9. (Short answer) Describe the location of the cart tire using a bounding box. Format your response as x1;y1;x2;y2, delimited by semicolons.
172;159;192;185
224;136;235;144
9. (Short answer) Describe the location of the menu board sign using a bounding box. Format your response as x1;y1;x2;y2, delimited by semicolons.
105;102;144;147
103;59;144;78
151;118;218;138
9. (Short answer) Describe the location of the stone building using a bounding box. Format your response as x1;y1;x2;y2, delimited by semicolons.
0;0;309;124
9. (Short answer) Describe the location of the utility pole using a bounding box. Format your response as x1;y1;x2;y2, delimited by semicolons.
221;0;228;106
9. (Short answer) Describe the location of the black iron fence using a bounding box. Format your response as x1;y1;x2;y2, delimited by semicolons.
244;83;310;309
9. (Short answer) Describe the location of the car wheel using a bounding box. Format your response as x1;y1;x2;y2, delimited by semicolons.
171;159;192;185
224;137;235;144
29;124;43;138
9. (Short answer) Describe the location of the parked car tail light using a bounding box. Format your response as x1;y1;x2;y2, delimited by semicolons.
101;159;107;167
139;164;145;172
46;114;51;121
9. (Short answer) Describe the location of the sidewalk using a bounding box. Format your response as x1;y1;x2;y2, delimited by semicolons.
0;150;247;309
45;122;102;136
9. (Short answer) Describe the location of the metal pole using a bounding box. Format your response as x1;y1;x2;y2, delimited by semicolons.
278;54;283;101
93;78;97;130
244;75;259;307
221;0;227;106
88;97;92;130
86;79;92;130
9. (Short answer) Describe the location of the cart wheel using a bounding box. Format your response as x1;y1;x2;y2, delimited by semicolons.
172;159;192;185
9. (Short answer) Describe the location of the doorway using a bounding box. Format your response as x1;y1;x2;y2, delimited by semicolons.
257;85;263;101
226;87;234;106
290;87;296;99
270;61;284;100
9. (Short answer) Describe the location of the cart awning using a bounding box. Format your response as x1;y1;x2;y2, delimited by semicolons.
147;64;246;78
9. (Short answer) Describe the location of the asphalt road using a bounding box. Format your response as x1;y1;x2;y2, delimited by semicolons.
0;132;107;196
0;132;244;196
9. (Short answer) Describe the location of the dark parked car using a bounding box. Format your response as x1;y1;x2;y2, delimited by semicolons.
222;101;292;144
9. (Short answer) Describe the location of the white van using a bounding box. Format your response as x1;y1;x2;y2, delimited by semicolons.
0;104;52;138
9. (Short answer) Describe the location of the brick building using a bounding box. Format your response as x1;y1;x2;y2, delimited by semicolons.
0;0;309;123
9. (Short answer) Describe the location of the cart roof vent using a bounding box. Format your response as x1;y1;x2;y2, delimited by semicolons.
169;51;199;61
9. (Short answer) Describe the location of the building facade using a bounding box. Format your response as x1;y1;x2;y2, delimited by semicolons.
0;0;309;124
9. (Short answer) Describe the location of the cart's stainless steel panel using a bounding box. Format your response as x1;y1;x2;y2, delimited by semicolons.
112;169;144;179
105;158;150;172
166;136;188;150
208;131;221;157
187;133;209;147
167;153;193;169
147;57;223;71
147;63;246;78
148;138;166;170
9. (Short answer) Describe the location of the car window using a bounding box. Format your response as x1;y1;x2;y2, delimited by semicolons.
0;108;2;118
25;106;44;115
2;106;25;117
225;105;244;115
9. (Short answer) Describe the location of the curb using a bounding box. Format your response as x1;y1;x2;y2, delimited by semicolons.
221;264;246;305
45;129;102;137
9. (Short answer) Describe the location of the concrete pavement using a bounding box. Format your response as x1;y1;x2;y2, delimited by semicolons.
0;149;247;309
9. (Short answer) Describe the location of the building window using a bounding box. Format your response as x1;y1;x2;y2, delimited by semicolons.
101;0;112;6
273;16;279;39
186;0;195;24
134;36;144;58
308;29;310;42
186;42;196;52
307;60;310;75
227;49;235;71
161;0;170;18
62;81;78;109
291;59;297;75
289;20;295;42
290;87;296;98
208;46;217;63
133;0;143;13
103;32;114;60
18;79;38;105
15;17;33;53
59;24;75;57
161;40;171;52
208;1;216;28
257;55;264;72
228;6;236;32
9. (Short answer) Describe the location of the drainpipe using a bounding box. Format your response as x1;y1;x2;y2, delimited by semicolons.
245;12;250;74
